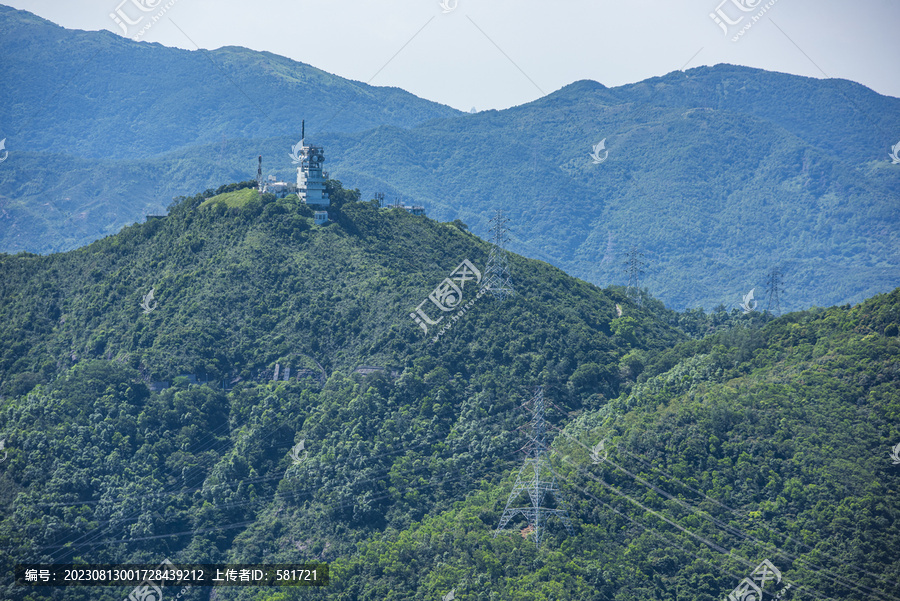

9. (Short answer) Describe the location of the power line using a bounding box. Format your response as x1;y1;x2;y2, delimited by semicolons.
548;425;900;600
18;385;518;559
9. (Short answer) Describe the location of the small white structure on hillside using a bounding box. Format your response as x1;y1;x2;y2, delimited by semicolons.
255;158;295;198
314;211;328;225
265;174;291;195
375;192;425;216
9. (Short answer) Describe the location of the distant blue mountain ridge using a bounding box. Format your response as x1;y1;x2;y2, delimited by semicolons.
0;5;897;312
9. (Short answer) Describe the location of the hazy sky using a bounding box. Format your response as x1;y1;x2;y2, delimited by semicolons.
6;0;899;111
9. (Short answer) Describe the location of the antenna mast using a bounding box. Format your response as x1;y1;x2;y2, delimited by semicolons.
495;387;574;549
257;155;263;192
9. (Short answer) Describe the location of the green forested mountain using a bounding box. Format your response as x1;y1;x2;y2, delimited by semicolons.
328;288;900;600
328;74;900;313
1;4;897;312
0;184;897;600
0;6;459;160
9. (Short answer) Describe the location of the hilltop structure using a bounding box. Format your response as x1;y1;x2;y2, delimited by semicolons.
256;155;295;198
290;120;329;206
375;192;425;216
253;121;331;206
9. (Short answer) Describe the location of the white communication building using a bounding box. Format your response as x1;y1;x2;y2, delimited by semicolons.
292;121;330;206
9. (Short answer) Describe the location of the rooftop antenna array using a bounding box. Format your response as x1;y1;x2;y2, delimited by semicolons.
481;210;514;299
495;387;574;549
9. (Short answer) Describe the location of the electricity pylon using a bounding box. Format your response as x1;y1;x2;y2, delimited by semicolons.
481;210;514;299
765;268;784;316
624;246;646;306
495;387;574;549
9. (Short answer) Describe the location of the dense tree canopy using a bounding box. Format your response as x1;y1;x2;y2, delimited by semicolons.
0;182;897;600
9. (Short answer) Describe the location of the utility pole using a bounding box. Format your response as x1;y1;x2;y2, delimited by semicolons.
495;387;574;549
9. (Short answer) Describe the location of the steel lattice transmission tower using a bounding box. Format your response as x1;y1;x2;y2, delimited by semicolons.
765;268;785;316
624;246;646;306
494;387;574;549
480;210;515;299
